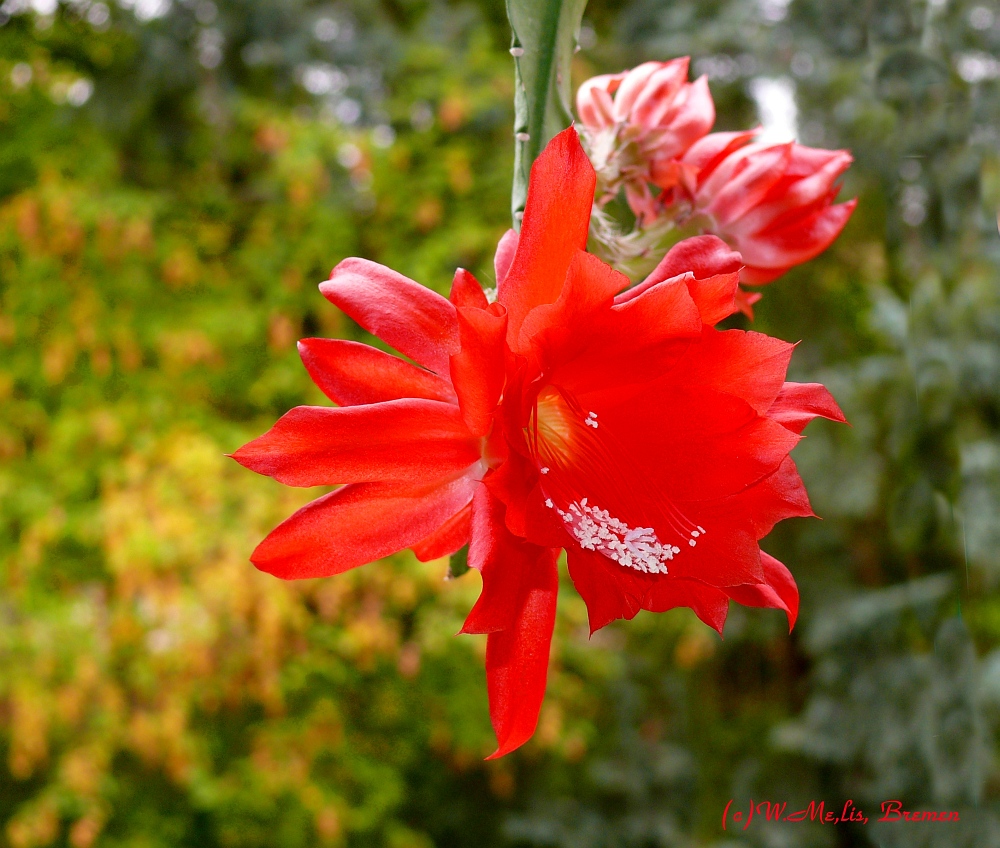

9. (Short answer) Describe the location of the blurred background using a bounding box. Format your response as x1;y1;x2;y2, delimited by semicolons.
1;0;999;846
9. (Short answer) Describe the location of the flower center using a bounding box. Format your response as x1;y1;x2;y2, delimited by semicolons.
528;385;705;574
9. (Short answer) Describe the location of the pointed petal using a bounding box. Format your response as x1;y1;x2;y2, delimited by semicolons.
484;547;558;758
451;305;507;436
231;400;480;488
725;551;799;630
251;476;479;579
644;577;731;634
411;500;473;561
499;128;595;350
297;339;456;406
674;327;795;414
321;258;459;375
494;228;519;288
449;267;489;310
567;545;651;632
768;382;847;433
716;455;814;538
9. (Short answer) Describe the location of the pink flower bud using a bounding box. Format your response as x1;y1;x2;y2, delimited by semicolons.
678;132;856;284
577;59;714;160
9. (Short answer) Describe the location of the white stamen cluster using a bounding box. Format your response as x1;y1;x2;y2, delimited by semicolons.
550;497;706;574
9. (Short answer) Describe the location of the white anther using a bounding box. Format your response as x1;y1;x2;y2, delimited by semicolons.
540;466;549;474
689;539;697;547
545;498;553;508
558;497;682;575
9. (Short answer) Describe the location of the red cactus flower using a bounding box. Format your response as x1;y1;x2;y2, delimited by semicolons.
676;130;857;286
576;58;714;222
232;128;845;758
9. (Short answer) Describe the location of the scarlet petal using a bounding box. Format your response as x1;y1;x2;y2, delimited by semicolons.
462;489;556;635
644;578;730;634
484;548;558;758
674;327;794;414
451;305;507;437
321;258;460;375
297;339;456;406
411;500;472;562
519;249;629;355
725;551;799;630
567;545;650;632
493;228;519;288
231;400;481;488
499;128;596;350
768;381;847;433
449;267;489;310
715;455;814;539
251;476;478;579
686;273;741;325
599;385;800;501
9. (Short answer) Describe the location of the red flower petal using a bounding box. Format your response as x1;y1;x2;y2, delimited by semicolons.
725;550;799;630
410;500;472;562
644;577;731;634
231;400;481;488
566;544;648;632
251;476;479;579
462;488;555;634
768;381;847;433
321;258;460;375
484;547;558;759
673;327;794;414
594;384;800;501
499;128;595;349
449;267;489;310
297;338;456;406
451;304;507;437
519;249;629;356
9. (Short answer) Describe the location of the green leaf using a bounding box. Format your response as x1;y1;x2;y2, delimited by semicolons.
506;0;589;227
447;544;471;579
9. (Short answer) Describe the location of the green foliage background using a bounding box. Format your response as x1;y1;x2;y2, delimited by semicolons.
0;1;998;846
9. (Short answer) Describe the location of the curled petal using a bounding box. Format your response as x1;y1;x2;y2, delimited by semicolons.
629;235;742;304
322;258;460;375
725;551;799;630
768;382;847;433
